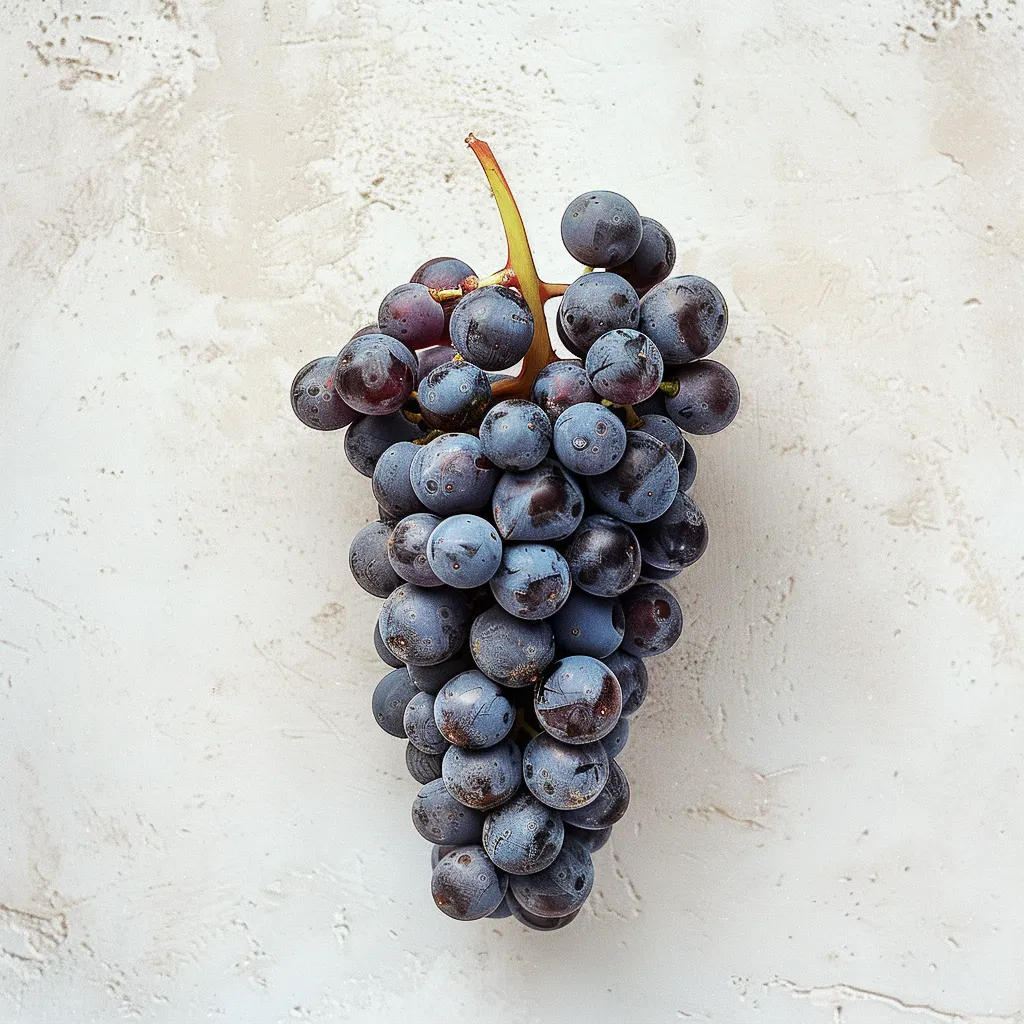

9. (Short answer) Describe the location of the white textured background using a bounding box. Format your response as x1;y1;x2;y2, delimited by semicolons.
2;0;1022;1021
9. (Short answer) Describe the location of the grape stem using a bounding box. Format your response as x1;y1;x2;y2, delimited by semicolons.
659;379;681;398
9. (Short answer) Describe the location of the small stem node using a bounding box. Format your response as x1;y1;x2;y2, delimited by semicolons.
659;379;681;398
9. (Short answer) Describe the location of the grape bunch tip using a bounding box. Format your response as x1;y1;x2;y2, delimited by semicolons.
290;136;741;929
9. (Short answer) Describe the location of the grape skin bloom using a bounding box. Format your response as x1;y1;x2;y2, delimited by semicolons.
478;399;552;471
489;543;573;621
449;285;535;371
427;514;503;588
552;402;627;476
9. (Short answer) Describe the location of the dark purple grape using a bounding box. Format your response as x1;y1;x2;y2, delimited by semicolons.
603;650;648;716
404;691;449;755
586;431;679;524
418;360;492;431
489;543;572;621
557;272;640;354
608;216;676;296
633;390;666;419
478;400;552;471
334;333;417;415
442;739;522;811
554;309;585;358
488;894;514;919
388;513;444;588
431;844;459;869
679;438;697;491
427;514;503;588
469;607;556;688
508;836;594;918
411;256;477;336
491;460;585;543
535;655;622;745
482;791;564;875
411;779;484;844
433;670;515;749
600;716;629;759
378;282;445;350
371;441;425;519
406;741;446;784
522;732;609;810
664;359;740;434
634;490;708;571
619;583;682;658
639;275;728;364
449;285;534;371
585;328;664;405
552;402;627;476
416;344;457;382
561;192;642;268
408;649;476;695
410;433;499;516
371;667;417;738
639;560;681;583
350;322;381;339
349;520;402;598
344;411;423;477
561;759;630;830
291;356;359;430
564;514;642;598
636;413;685;464
506;892;581;930
550;591;624;658
563;824;612;853
431;846;507;920
375;621;404;668
378;584;471;666
531;359;597;425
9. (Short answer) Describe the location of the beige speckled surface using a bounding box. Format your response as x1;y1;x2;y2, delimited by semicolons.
2;1;1022;1021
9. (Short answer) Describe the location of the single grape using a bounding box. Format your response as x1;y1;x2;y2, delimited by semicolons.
291;356;359;431
411;256;477;335
478;400;552;471
418;360;492;431
506;892;582;930
619;583;682;658
333;333;417;415
344;412;422;477
563;824;612;853
664;359;740;434
585;329;664;406
374;621;404;668
408;649;476;695
349;520;402;598
388;512;444;588
490;460;585;543
509;836;594;918
552;402;627;476
482;791;564;875
535;655;622;745
639;275;728;364
403;691;449;755
679;437;697;491
530;359;597;425
608;216;676;296
561;759;630;830
378;282;445;350
489;543;572;621
433;670;515;749
550;591;624;658
557;272;640;354
416;344;457;382
442;739;522;811
406;741;447;784
586;431;679;524
426;515;503;589
600;716;629;759
564;514;642;598
561;191;643;267
410;433;499;516
469;607;556;688
603;650;649;716
635;490;708;571
636;413;685;465
371;667;418;738
371;441;425;520
378;584;471;666
411;778;484;845
431;846;508;921
522;732;609;811
449;285;534;371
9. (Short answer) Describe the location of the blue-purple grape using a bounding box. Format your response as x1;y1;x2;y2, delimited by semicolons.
508;836;594;918
333;333;417;415
635;490;708;571
375;621;404;668
371;441;425;519
557;272;640;354
531;359;597;425
522;732;609;811
427;515;503;588
433;670;515;749
586;431;679;524
408;649;476;695
378;282;445;350
561;759;630;830
664;359;740;435
561;192;642;268
417;360;491;431
603;650;649;716
600;716;629;759
387;512;444;587
410;433;499;516
491;460;585;543
535;655;622;745
403;691;448;755
564;514;642;598
449;285;534;371
406;741;447;784
344;411;422;477
552;402;627;476
349;520;402;598
482;791;564;875
585;328;664;405
431;846;507;920
291;356;359;431
479;400;552;471
608;216;676;296
636;413;685;465
563;824;612;853
469;607;556;688
489;543;572;621
550;591;624;658
442;739;522;810
639;275;728;364
411;778;484;845
378;584;471;666
371;667;417;737
619;583;682;658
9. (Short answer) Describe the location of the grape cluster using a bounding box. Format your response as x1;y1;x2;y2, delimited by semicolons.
290;140;739;930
